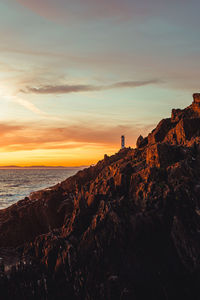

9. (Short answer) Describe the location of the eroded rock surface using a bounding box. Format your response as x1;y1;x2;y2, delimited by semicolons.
0;95;200;299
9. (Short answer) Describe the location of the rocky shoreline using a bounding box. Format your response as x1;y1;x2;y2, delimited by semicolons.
0;94;200;299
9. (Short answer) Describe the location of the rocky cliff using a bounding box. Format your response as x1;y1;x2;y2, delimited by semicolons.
0;95;200;299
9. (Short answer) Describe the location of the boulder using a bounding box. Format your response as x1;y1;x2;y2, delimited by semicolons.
193;93;200;103
136;135;148;148
148;118;173;144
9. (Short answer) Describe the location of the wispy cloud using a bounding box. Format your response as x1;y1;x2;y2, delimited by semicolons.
0;121;150;152
109;80;160;88
14;0;133;23
20;79;160;95
13;97;48;116
2;93;61;120
0;91;50;118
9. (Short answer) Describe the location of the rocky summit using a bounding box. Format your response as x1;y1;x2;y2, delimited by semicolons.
0;95;200;300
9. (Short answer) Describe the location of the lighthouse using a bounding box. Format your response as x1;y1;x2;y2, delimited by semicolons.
121;135;125;149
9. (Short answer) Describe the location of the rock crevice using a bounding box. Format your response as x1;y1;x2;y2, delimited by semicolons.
0;95;200;299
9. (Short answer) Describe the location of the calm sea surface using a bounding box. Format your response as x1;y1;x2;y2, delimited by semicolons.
0;168;82;209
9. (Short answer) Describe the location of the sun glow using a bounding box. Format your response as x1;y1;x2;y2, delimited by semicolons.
0;145;118;167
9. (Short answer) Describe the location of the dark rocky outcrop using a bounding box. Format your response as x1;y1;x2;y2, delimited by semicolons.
0;95;200;299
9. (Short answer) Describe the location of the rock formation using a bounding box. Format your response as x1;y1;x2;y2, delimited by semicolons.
0;95;200;299
136;135;148;148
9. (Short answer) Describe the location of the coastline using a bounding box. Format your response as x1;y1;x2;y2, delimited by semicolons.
0;166;87;169
0;167;84;210
0;97;200;299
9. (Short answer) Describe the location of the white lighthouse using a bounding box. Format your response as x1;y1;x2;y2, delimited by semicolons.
121;135;125;149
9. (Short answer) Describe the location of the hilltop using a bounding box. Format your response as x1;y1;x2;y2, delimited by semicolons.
0;94;200;299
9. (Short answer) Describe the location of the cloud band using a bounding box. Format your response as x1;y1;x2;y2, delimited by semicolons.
21;79;160;95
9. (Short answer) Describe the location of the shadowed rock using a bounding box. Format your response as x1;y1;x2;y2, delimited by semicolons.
0;94;200;299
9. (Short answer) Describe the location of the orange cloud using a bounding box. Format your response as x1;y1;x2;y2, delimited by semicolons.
0;120;154;166
0;122;143;152
0;123;24;137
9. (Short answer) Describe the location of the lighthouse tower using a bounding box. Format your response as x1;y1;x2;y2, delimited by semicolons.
121;135;125;149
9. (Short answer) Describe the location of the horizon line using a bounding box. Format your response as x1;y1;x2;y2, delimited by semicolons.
0;165;88;169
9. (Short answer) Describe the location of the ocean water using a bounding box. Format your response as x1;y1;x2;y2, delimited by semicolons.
0;168;82;209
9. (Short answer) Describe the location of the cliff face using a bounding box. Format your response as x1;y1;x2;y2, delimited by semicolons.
0;95;200;300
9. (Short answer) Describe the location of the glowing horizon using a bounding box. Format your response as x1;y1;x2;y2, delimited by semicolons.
0;0;199;166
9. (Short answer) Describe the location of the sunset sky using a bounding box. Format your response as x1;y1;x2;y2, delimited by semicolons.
0;0;200;166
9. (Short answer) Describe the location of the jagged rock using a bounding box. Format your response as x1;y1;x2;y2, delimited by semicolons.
136;135;148;148
136;135;144;148
0;94;200;299
146;143;183;168
148;118;173;144
171;108;183;122
193;93;200;103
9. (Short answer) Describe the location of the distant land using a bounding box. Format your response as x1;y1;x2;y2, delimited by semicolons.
0;165;87;169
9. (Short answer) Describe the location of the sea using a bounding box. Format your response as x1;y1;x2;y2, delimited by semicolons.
0;167;83;209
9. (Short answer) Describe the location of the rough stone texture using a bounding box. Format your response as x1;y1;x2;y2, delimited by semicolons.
136;135;148;148
146;143;182;168
193;93;200;103
147;118;174;144
0;95;200;299
192;94;200;115
171;108;183;122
